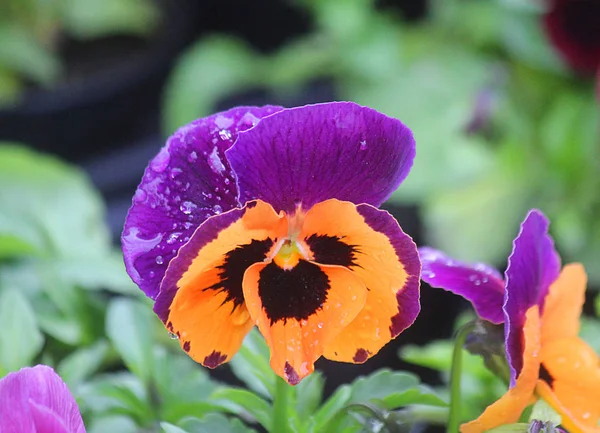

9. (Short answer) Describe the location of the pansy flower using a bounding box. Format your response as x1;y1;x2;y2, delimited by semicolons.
122;102;421;385
420;209;600;432
0;365;86;432
543;0;600;75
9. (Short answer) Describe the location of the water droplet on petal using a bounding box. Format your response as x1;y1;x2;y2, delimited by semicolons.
167;232;182;244
215;115;234;130
213;205;223;214
170;167;183;179
218;129;232;141
133;189;147;204
208;147;227;174
188;151;198;162
224;178;231;185
360;140;367;150
180;201;197;214
168;332;178;340
156;255;164;265
317;322;323;329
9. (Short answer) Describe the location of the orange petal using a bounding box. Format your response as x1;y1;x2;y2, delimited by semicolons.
297;199;420;363
538;337;600;430
541;264;587;345
461;306;541;433
536;380;600;433
156;200;287;368
242;261;367;384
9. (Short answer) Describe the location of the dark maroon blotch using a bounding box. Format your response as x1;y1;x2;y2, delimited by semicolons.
204;351;228;368
183;341;191;352
284;362;300;385
353;348;371;363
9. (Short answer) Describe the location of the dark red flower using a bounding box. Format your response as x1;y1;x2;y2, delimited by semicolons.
543;0;600;74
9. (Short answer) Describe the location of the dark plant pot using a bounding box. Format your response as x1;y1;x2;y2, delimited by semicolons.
0;1;202;162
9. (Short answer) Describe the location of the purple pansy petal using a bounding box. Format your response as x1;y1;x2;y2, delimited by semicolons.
226;102;415;214
504;209;561;386
419;247;505;324
0;365;85;433
122;105;283;299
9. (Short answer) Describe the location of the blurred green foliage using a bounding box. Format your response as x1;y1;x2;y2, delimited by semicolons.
163;0;600;285
0;0;159;103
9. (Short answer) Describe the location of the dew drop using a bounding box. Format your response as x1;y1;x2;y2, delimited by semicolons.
360;140;367;150
215;115;234;130
188;151;198;162
213;205;223;214
224;178;231;185
156;255;164;265
168;332;178;340
317;322;323;329
167;232;182;244
218;129;232;140
208;147;227;174
180;201;197;214
149;271;155;278
170;167;183;179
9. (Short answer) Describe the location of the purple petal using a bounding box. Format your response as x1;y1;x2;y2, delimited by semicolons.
226;102;415;213
419;247;505;324
0;365;85;433
504;209;560;386
122;106;283;299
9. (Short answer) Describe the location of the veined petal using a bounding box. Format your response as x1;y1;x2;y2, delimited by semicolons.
541;264;586;345
0;365;85;433
504;209;560;386
419;247;504;324
226;102;415;214
154;200;287;368
461;307;541;433
242;261;367;385
295;200;420;363
122;105;282;299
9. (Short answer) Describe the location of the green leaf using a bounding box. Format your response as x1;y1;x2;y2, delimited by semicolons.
312;385;352;430
105;298;156;384
0;144;111;259
163;36;262;134
59;0;159;39
0;288;44;373
87;415;138;433
348;370;447;409
209;387;272;429
0;234;38;259
229;329;275;399
0;23;61;86
180;413;256;433
161;423;190;433
57;340;110;387
295;371;324;420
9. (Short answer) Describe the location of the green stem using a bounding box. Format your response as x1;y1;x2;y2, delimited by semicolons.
272;376;291;433
447;322;476;433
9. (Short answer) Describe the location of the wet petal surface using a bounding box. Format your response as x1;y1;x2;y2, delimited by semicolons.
226;102;415;214
154;200;287;368
123;106;282;299
242;261;367;385
294;200;420;363
419;247;504;324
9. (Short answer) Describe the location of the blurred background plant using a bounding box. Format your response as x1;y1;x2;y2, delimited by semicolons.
0;0;599;431
0;0;159;103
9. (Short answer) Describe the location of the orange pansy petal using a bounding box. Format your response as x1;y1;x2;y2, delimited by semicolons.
539;337;600;429
536;380;600;433
461;307;541;433
541;263;587;345
242;261;367;385
155;200;288;367
298;200;420;363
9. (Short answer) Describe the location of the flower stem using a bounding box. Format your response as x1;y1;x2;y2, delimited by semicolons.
272;376;291;433
447;322;476;433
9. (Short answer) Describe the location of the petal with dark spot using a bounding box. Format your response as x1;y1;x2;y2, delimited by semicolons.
154;200;287;368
